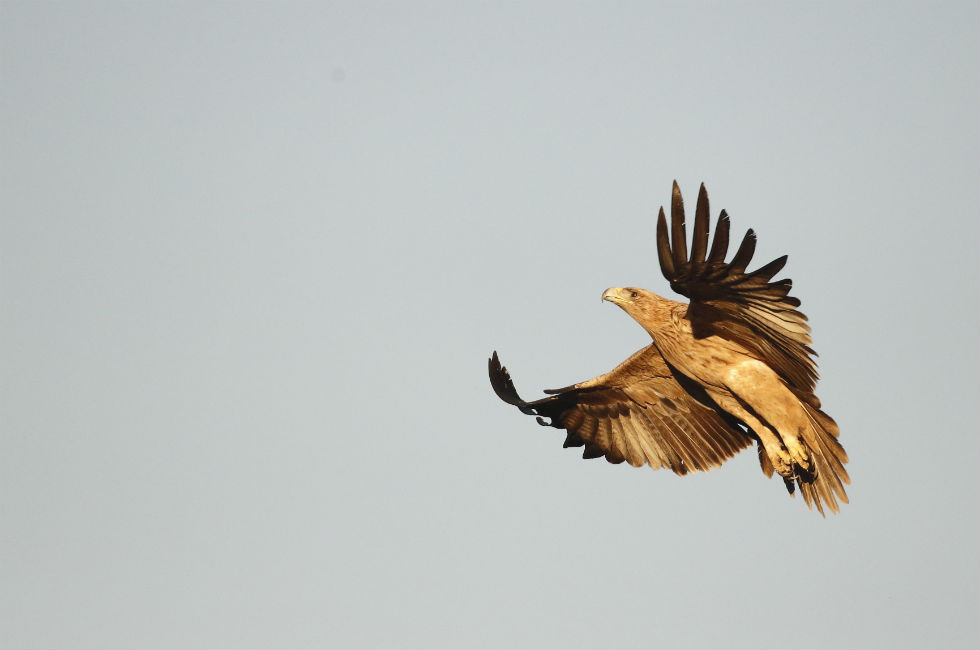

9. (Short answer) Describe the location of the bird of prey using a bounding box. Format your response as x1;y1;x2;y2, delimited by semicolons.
489;182;849;515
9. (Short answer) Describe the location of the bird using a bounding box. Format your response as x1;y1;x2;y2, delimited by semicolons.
488;181;849;515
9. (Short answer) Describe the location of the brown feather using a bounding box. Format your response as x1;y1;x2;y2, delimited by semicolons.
690;183;710;266
657;207;674;277
706;211;730;264
728;229;757;273
671;180;688;269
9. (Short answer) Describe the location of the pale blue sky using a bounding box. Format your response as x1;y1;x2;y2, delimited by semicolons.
2;2;978;648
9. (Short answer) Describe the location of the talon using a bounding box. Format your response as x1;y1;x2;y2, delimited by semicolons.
794;462;817;484
769;447;793;477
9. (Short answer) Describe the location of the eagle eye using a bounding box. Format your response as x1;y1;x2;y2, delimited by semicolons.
630;291;638;299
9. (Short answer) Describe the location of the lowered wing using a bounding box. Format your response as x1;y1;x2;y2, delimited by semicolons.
489;347;753;474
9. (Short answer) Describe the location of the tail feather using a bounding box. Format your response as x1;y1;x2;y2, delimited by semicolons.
757;441;776;478
796;403;850;515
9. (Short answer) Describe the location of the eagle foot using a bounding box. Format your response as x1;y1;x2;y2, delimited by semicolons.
767;445;794;478
783;435;813;476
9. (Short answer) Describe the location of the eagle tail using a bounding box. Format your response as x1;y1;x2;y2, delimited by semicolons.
795;402;850;516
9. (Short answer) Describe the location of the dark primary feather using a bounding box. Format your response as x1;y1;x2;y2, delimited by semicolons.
670;182;688;269
706;210;730;264
656;182;818;392
489;349;754;473
689;184;710;265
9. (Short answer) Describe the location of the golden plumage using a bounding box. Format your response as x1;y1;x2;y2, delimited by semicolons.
489;181;849;515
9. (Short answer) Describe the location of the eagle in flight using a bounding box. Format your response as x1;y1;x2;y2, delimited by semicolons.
489;182;849;515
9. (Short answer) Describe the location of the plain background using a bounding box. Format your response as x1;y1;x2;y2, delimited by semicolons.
2;2;978;648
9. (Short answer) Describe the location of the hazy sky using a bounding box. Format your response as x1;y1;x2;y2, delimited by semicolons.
2;2;978;649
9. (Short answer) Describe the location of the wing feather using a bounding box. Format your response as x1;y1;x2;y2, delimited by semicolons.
690;183;710;266
608;416;634;466
728;229;756;274
657;182;818;392
634;407;686;472
617;413;652;468
594;417;613;456
681;411;728;467
563;409;585;432
706;210;730;264
670;180;688;269
623;409;666;469
656;207;674;277
577;413;598;442
489;348;752;474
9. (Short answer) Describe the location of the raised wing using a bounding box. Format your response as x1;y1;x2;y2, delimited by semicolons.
488;347;753;474
656;181;818;391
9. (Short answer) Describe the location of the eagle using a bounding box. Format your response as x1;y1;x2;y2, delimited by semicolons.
489;182;849;515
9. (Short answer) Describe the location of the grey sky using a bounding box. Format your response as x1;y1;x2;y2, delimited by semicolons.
2;2;978;648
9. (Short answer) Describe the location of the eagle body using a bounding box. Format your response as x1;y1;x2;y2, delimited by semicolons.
614;289;816;477
626;295;753;391
489;182;850;515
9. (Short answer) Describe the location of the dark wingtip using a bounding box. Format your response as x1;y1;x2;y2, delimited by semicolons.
728;228;757;272
749;254;788;280
671;180;683;210
670;182;688;268
657;206;674;278
488;350;501;376
488;350;527;407
707;209;731;263
697;183;708;204
690;183;710;264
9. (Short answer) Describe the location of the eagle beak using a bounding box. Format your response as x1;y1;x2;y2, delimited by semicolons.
602;287;624;304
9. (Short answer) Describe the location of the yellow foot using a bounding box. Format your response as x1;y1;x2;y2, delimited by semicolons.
784;435;812;473
766;445;794;477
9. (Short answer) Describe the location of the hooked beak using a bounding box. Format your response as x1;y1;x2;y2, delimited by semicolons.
602;287;626;304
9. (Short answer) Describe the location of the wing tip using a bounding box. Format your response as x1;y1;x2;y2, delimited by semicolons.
697;182;708;200
657;205;674;278
488;350;527;407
